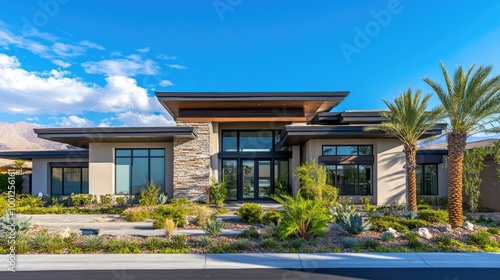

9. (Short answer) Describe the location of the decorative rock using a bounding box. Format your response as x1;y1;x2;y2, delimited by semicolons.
417;227;433;239
438;223;452;232
386;227;400;238
58;227;71;239
462;221;474;231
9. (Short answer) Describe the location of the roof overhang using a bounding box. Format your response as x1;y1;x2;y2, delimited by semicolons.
0;149;89;161
310;111;386;125
280;123;446;146
155;92;349;122
34;127;196;149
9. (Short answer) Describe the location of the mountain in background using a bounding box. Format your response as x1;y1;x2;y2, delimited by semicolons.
0;122;68;167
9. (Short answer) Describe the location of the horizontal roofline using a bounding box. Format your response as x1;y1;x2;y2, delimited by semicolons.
0;149;89;160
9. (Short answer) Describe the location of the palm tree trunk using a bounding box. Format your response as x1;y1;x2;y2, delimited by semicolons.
447;132;467;227
404;143;418;213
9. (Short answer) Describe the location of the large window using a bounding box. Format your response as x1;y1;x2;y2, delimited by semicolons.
322;145;373;156
222;159;238;200
416;164;438;195
221;130;290;152
326;165;372;195
115;149;165;194
51;166;88;195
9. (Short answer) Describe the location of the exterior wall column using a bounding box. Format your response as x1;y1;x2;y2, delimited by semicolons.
173;122;213;201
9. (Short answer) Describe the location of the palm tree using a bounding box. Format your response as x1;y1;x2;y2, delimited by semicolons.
365;88;444;212
424;62;500;227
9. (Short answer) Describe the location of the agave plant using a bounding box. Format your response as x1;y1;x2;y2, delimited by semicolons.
337;213;371;235
0;211;32;233
402;207;420;220
330;203;356;223
157;193;168;205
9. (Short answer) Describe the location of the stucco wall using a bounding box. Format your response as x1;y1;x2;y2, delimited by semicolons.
88;142;173;196
31;157;88;195
479;158;500;211
300;138;406;205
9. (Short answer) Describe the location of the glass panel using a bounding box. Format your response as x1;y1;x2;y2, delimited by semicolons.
132;157;148;194
337;146;358;156
341;165;357;195
133;149;148;157
240;131;273;152
150;149;165;157
358;146;373;155
222;160;238;200
63;168;81;195
242;160;255;199
258;161;271;198
150;157;165;193
222;131;238;152
51;168;63;195
325;165;336;187
82;168;89;194
323;146;336;156
416;165;423;195
274;131;290;151
358;165;372;195
424;165;438;195
116;149;131;157
116;157;131;194
274;160;289;195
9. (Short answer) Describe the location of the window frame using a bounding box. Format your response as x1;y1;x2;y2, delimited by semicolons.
416;164;439;196
325;164;373;196
115;148;166;195
221;130;289;152
322;145;373;156
50;165;89;195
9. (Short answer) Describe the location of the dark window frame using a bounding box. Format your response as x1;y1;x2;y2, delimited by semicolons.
325;164;373;196
115;148;165;195
322;145;374;156
50;165;89;195
221;130;289;152
416;164;439;196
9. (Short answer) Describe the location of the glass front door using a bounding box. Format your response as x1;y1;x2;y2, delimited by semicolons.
241;160;272;200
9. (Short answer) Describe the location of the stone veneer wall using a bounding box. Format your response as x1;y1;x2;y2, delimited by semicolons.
173;122;213;201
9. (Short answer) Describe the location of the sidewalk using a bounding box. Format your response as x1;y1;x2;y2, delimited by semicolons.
6;253;500;271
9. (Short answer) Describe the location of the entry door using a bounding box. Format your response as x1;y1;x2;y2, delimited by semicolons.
241;160;272;199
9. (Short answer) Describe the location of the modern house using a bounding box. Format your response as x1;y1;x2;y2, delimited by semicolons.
0;92;447;205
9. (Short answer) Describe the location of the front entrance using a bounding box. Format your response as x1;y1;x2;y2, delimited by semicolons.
241;160;271;199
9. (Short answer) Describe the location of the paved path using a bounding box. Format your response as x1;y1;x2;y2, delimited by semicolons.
21;214;243;236
4;253;500;271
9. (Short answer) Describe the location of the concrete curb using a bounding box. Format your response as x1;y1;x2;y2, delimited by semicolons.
4;253;500;271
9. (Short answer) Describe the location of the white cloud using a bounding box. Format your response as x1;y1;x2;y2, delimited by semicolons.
167;64;187;70
115;111;175;126
52;42;86;57
57;115;92;127
79;40;105;50
136;47;150;53
157;54;176;60
82;56;159;77
26;117;39;122
99;76;151;112
52;59;71;68
159;80;174;87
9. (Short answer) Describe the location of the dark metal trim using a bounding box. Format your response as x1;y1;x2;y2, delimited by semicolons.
319;155;375;165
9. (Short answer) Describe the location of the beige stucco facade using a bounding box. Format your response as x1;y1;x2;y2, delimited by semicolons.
31;157;89;195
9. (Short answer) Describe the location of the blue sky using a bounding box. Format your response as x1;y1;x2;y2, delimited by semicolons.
1;0;500;127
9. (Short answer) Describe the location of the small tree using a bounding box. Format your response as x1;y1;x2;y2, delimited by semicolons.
462;146;490;213
293;158;326;200
14;160;25;174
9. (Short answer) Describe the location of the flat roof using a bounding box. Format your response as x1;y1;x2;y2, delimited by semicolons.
310;111;386;125
156;91;349;122
34;126;196;148
0;149;89;160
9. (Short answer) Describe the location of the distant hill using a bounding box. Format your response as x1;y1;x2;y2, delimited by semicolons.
0;121;68;167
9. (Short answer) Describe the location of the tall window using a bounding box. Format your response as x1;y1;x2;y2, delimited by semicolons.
115;149;165;194
51;166;88;195
416;164;438;195
326;165;372;195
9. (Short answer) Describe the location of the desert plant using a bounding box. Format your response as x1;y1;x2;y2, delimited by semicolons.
238;226;260;238
116;196;126;207
262;209;281;225
122;208;150;222
424;62;500;227
203;218;225;237
342;237;358;248
99;194;113;208
170;234;187;249
0;211;31;233
467;230;499;250
209;180;227;207
330;203;357;223
195;206;212;227
157;193;168;205
164;218;176;239
363;239;381;251
337;213;371;235
404;232;423;249
381;231;395;241
272;192;330;240
30;229;51;252
152;205;188;228
360;196;371;206
418;209;448;223
82;235;104;252
232;239;251;251
261;237;280;250
260;223;278;239
487;227;499;235
197;236;212;247
138;182;161;206
236;203;263;223
106;239;131;253
143;237;165;251
402;207;420;220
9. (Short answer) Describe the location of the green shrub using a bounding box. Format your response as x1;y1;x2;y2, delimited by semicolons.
260;223;278;239
107;239;132;253
262;209;281;225
238;226;260;238
261;238;280;250
99;194;113;208
381;231;395;241
0;196;7;214
321;185;339;207
209;181;227;207
15;194;44;208
417;204;431;210
152;205;188;228
272;192;330;240
342;237;358;248
195;206;212;228
237;203;263;223
290;237;306;250
70;193;94;207
404;232;423;249
360;196;371;206
197;236;212;247
143;237;165;251
293;159;338;207
487;227;499;235
403;219;429;229
418;209;448;223
203;218;225;237
337;213;371;235
116;196;126;207
123;209;150;222
363;239;381;250
467;230;499;250
232;239;251;251
369;216;408;232
82;235;104;252
30;230;51;252
170;234;188;249
138;183;161;206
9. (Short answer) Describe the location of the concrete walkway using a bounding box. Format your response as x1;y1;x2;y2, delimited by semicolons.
21;214;244;236
6;253;500;271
